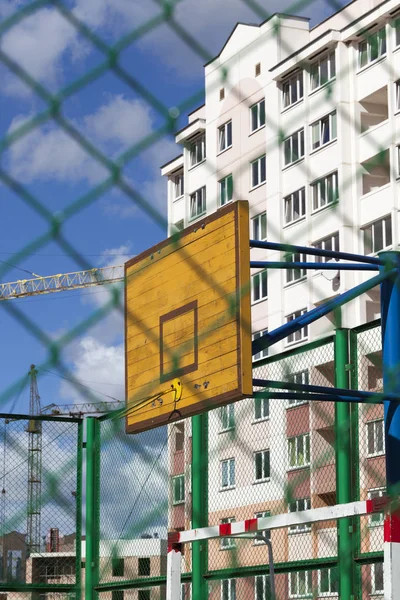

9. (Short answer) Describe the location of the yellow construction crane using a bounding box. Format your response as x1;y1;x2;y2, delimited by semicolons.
0;265;124;300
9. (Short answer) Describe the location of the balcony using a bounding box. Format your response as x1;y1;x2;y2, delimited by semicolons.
359;87;388;134
361;150;390;196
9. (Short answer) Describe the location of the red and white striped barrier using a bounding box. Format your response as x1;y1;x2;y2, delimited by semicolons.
166;497;390;600
384;511;400;599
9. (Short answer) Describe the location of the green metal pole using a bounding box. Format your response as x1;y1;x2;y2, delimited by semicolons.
85;417;99;600
334;329;355;600
191;414;208;600
76;420;83;600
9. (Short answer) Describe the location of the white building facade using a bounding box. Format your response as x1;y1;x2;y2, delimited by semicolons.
162;1;396;597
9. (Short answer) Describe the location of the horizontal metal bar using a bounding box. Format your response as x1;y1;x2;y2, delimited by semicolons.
252;391;382;404
250;261;378;271
205;558;338;580
255;334;334;368
252;269;396;355
95;576;167;591
0;585;78;592
252;379;396;402
249;240;384;266
0;412;83;423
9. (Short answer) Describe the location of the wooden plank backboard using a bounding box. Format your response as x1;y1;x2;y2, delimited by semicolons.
124;201;252;433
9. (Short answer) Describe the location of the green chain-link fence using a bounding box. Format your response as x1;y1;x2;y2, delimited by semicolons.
0;414;82;600
0;0;398;599
0;324;387;600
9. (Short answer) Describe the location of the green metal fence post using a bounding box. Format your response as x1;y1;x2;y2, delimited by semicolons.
334;328;356;600
191;414;208;600
85;417;100;600
76;420;83;600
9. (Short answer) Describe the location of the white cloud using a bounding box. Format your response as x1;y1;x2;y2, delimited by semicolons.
85;95;154;149
59;335;125;405
6;94;158;184
98;242;132;267
1;6;82;96
6;114;106;184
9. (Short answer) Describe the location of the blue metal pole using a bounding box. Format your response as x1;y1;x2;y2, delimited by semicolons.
380;252;400;497
252;378;393;402
252;391;381;404
250;240;385;265
250;261;378;271
253;269;396;355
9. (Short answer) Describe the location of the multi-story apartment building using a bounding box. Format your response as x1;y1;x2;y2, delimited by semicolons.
162;0;395;597
26;537;167;600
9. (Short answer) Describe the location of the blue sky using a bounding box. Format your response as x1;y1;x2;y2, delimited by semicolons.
0;0;347;415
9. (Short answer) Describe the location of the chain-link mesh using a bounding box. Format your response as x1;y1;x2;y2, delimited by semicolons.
0;0;398;599
351;323;385;561
0;415;82;598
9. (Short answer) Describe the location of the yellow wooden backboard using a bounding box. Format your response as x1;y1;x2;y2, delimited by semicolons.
125;201;252;433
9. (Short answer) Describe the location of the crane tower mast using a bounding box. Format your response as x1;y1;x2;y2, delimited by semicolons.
26;365;42;555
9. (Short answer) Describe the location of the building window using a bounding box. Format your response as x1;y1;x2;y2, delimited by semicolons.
288;434;310;468
252;212;267;241
255;62;261;76
311;111;337;150
218;121;232;152
175;422;184;452
254;512;271;544
220;88;225;101
221;579;236;600
396;81;400;113
282;71;304;109
189;187;206;220
252;270;268;303
251;155;266;188
396;18;400;48
250;99;266;132
112;558;124;577
398;145;400;175
310;51;336;91
254;397;269;421
174;173;184;199
138;557;150;577
221;458;235;489
172;474;185;504
371;562;384;594
255;574;270;598
284;129;305;166
220;404;235;431
254;450;270;482
359;27;386;69
363;216;392;254
289;570;312;597
289;497;311;532
368;488;386;525
285;253;307;285
288;370;309;406
252;330;268;361
220;517;235;550
313;232;339;263
112;592;124;600
138;591;150;600
367;419;385;456
311;171;338;211
219;174;233;206
286;309;308;345
319;567;338;596
284;188;306;225
189;134;205;167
